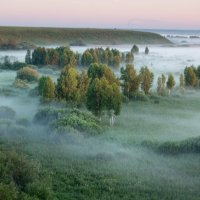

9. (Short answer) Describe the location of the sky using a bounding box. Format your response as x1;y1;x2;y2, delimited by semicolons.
0;0;200;29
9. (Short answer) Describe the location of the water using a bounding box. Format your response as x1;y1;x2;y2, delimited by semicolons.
138;29;200;46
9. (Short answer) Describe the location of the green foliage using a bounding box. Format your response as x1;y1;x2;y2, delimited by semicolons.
184;66;198;87
143;137;200;154
0;27;171;45
120;64;140;99
167;73;175;94
16;67;39;82
87;64;121;118
0;56;26;70
33;108;64;125
14;79;29;89
131;44;139;54
140;66;154;94
32;47;77;67
125;52;134;63
81;48;122;68
38;76;55;101
0;106;16;120
0;148;53;200
52;109;103;135
56;66;79;102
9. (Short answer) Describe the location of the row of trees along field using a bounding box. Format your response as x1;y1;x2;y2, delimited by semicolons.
25;45;149;68
15;62;200;125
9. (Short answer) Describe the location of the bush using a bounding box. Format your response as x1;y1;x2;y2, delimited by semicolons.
14;79;29;89
16;67;39;82
33;108;65;125
0;148;53;200
52;109;103;135
132;91;149;101
0;106;16;120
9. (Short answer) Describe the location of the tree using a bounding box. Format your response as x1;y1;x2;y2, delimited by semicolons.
17;67;39;82
184;66;197;87
157;77;162;95
56;66;79;103
145;47;149;55
120;64;140;99
179;74;184;88
38;76;55;101
81;51;93;66
86;64;121;125
140;66;154;94
131;45;139;54
157;74;167;96
25;49;32;64
167;74;175;95
113;55;121;68
125;52;134;63
77;71;89;105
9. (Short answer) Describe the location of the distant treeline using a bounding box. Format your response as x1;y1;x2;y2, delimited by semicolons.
26;46;144;67
0;38;35;50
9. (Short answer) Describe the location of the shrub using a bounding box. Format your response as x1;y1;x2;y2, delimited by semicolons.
33;108;65;125
132;91;149;101
52;109;103;135
14;79;29;89
16;67;39;82
0;106;16;120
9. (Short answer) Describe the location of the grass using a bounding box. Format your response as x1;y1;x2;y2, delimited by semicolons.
0;26;171;45
0;91;200;199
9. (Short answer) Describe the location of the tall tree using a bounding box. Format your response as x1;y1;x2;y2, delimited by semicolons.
56;66;79;102
25;49;32;64
120;64;140;99
131;45;139;54
184;66;197;87
140;66;154;94
167;74;175;95
38;76;55;101
86;64;121;124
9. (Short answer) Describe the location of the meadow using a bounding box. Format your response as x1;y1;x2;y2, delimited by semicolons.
0;68;200;199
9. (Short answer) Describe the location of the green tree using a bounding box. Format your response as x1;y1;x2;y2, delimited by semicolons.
125;52;134;63
140;66;154;94
157;74;167;96
179;74;184;88
131;45;139;54
81;51;93;66
77;71;89;105
56;66;79;103
38;76;55;101
184;66;197;87
120;64;140;99
86;64;121;124
167;74;175;95
145;47;149;55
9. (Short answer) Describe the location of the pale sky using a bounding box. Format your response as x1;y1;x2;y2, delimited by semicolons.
0;0;200;29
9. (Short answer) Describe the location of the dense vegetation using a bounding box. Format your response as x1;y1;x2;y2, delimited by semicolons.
0;27;171;46
1;43;200;200
29;46;135;68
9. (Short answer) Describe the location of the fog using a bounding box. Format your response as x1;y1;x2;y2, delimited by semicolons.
0;42;200;199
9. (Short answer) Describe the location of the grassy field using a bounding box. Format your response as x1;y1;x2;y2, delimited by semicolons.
0;81;200;199
0;26;171;45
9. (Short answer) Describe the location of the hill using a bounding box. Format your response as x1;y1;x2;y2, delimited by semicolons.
0;26;172;46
